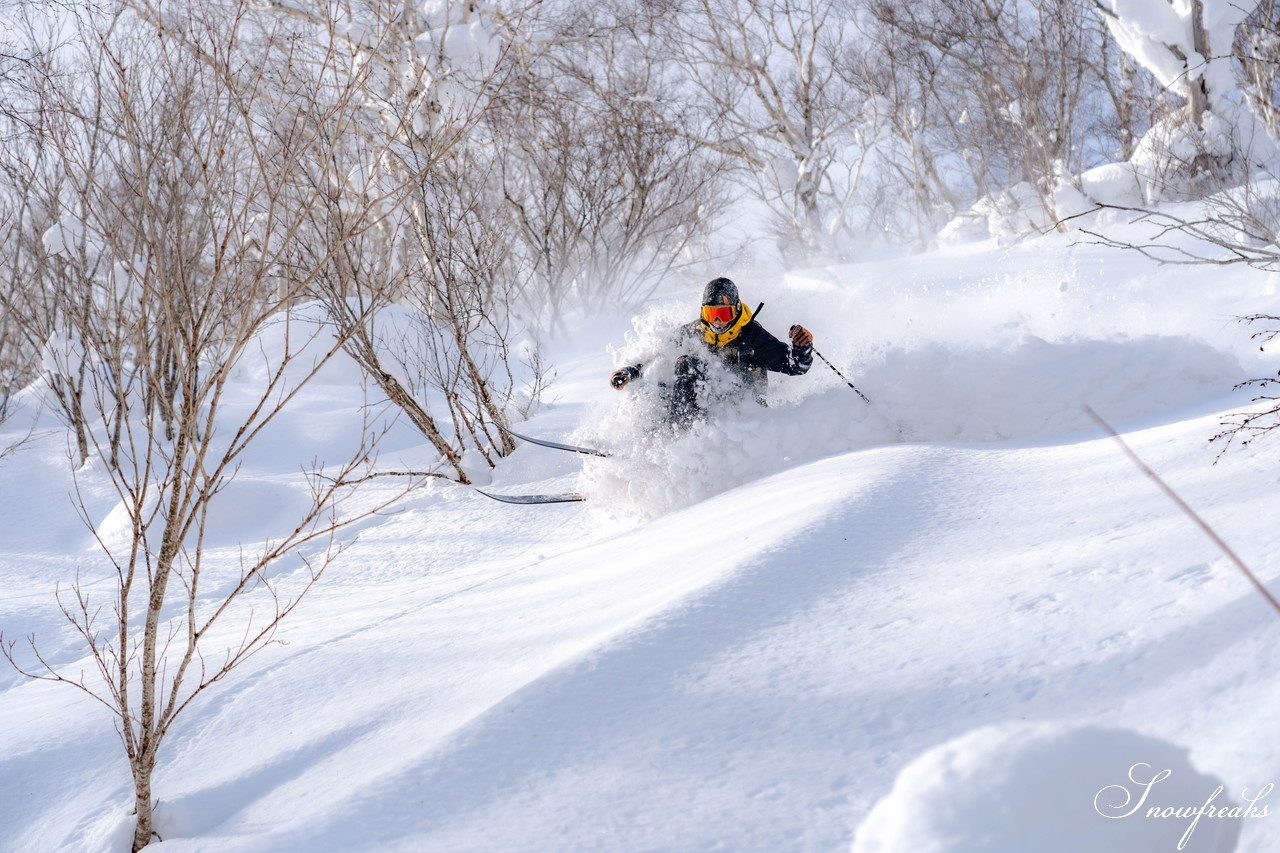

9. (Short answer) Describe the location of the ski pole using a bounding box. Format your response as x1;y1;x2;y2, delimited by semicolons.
813;348;870;404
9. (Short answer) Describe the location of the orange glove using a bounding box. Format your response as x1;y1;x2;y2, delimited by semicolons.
610;366;640;389
789;325;813;348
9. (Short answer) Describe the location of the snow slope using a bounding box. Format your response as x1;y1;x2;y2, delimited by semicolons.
3;224;1280;852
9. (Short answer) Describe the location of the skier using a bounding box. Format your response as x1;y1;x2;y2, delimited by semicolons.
609;277;814;428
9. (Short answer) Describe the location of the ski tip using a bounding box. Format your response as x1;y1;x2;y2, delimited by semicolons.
494;422;610;458
475;488;587;505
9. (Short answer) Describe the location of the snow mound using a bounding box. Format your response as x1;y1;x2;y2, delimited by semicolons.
94;478;315;554
1082;162;1145;206
852;723;1243;853
230;301;364;388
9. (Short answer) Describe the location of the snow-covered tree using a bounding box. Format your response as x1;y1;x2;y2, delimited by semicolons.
1234;0;1280;143
1094;0;1244;128
1091;0;1278;198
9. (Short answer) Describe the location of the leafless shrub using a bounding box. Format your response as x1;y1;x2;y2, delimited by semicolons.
489;64;730;325
1076;175;1280;269
1211;315;1280;455
305;164;530;481
0;7;97;462
456;0;733;317
230;0;559;473
235;0;725;468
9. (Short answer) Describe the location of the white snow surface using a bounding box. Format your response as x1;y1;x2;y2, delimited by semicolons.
4;226;1280;852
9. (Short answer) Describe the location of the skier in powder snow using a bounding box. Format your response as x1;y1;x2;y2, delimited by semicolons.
609;277;814;428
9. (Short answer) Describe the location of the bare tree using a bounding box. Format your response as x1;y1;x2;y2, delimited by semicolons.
183;0;554;472
0;204;33;460
299;157;528;481
1;7;427;850
0;4;103;464
657;0;866;260
229;0;727;473
866;0;1122;236
490;0;731;321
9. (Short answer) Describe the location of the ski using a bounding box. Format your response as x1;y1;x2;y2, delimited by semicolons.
475;488;586;505
495;422;610;458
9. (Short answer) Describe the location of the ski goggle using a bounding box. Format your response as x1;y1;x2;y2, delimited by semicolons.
702;304;737;326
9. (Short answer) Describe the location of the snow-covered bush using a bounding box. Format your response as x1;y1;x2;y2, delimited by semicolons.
1080;161;1147;206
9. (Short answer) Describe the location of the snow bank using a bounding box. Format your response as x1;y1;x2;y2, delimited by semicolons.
93;477;316;554
230;302;363;388
853;724;1245;853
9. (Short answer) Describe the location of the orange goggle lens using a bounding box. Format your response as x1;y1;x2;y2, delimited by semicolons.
702;304;736;325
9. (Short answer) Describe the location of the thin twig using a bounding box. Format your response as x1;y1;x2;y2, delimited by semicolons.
321;469;450;486
1084;404;1280;616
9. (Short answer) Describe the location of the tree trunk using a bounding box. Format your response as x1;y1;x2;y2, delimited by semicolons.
1188;0;1210;129
131;757;154;851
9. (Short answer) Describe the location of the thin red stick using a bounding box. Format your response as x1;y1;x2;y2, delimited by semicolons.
1084;405;1280;616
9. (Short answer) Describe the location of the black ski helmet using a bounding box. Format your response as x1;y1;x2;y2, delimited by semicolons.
702;277;739;307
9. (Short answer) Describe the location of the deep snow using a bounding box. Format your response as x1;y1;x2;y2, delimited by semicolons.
3;220;1280;852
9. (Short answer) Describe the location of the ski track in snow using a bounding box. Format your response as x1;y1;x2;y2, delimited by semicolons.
4;234;1280;852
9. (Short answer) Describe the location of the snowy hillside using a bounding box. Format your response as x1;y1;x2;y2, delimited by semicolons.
4;225;1280;852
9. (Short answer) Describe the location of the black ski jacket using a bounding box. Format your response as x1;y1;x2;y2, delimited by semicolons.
677;318;813;382
616;318;812;403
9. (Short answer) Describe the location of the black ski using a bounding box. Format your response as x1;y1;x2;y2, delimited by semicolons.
495;422;610;458
475;488;586;505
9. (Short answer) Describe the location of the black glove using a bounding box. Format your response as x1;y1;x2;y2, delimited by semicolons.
610;365;641;389
789;325;813;348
